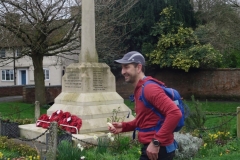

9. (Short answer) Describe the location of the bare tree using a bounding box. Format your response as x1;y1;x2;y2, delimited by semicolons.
193;0;240;12
0;0;81;105
95;0;140;68
0;0;140;105
193;0;240;52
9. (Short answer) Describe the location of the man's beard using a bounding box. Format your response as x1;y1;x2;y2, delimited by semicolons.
125;73;137;84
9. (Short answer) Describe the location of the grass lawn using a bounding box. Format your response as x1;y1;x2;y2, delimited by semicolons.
185;100;239;135
0;101;48;120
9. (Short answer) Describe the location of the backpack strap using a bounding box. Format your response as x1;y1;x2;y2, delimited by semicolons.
133;120;162;139
133;80;166;139
140;80;165;119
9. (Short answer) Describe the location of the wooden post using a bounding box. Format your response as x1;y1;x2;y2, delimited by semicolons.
35;101;40;122
237;107;240;138
46;122;58;160
0;119;2;136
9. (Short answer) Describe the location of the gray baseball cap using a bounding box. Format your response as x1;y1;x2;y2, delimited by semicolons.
114;51;145;65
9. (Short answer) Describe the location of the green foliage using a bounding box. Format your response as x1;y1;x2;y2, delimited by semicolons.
14;118;34;125
123;0;196;53
195;137;240;160
109;135;132;154
220;50;240;68
0;149;19;159
95;137;109;154
146;7;222;72
107;107;125;123
124;100;135;112
0;136;38;157
57;140;85;160
184;96;206;131
84;134;140;160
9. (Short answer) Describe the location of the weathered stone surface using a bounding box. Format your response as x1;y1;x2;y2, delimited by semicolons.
47;62;134;133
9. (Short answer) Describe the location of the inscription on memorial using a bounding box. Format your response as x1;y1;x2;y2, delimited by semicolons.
93;68;107;91
64;72;82;88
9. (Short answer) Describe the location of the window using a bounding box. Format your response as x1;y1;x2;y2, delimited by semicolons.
44;69;49;80
2;70;14;81
16;48;22;57
0;49;5;58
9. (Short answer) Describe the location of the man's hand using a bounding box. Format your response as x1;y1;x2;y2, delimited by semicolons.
108;122;123;134
146;142;160;160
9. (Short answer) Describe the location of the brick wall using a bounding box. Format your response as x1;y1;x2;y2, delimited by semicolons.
116;68;240;101
22;85;62;104
0;85;23;97
1;68;240;102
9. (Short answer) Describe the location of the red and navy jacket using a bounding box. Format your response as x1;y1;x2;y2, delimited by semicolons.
122;76;182;146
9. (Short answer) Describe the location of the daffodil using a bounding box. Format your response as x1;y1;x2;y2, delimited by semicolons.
225;149;230;154
203;143;207;148
0;152;3;159
110;137;114;142
77;143;82;148
107;132;112;138
77;143;84;151
93;135;98;140
80;146;84;151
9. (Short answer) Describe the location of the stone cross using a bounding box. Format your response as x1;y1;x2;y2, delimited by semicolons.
79;0;98;63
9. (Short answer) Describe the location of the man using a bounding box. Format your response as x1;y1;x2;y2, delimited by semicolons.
109;51;182;160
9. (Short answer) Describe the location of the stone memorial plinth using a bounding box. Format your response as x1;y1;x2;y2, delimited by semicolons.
47;62;134;133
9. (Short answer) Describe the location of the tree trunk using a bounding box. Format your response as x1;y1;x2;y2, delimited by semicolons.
32;54;46;106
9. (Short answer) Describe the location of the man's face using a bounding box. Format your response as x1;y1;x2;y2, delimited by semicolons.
121;63;140;83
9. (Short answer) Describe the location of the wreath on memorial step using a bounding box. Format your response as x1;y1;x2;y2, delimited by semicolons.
36;110;82;134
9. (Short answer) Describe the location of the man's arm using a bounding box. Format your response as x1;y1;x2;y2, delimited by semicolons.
121;118;137;132
108;118;137;134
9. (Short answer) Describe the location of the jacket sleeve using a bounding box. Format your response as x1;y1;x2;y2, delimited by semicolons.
144;84;182;145
121;118;137;132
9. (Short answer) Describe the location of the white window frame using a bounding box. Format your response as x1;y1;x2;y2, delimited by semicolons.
44;68;50;80
2;69;14;81
15;48;22;57
0;49;6;58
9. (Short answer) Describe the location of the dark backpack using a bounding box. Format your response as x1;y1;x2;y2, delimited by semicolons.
131;80;188;139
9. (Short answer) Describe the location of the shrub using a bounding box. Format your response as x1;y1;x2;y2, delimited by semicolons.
174;132;203;159
0;136;38;157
